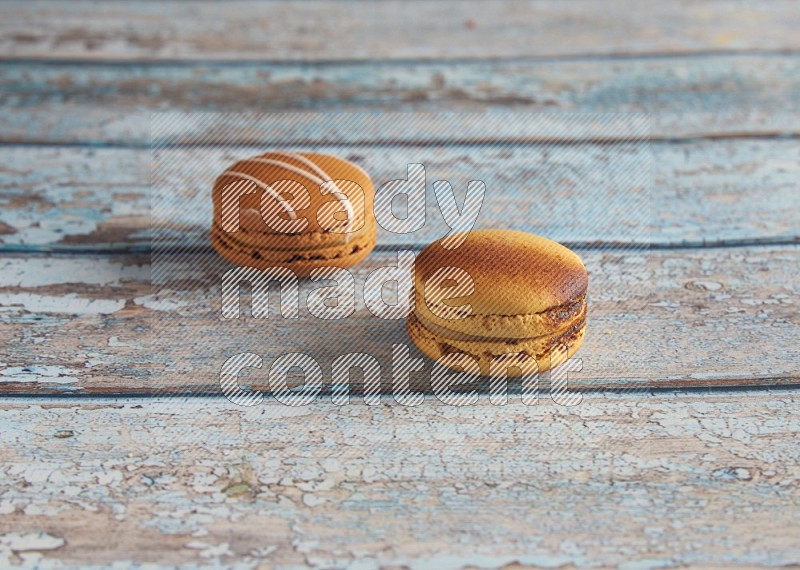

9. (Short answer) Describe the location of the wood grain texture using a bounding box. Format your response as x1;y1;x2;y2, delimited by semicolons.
1;390;799;567
1;246;797;395
2;0;799;62
2;2;799;566
2;139;799;254
2;54;800;144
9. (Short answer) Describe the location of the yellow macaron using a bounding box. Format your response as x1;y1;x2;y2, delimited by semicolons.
407;229;588;376
211;151;376;275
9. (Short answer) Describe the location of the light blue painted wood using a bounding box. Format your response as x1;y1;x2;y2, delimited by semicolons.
1;139;798;252
3;1;799;62
1;246;797;394
2;389;799;566
1;54;799;144
1;2;798;565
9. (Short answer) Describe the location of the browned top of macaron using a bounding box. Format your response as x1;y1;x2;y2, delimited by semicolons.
414;229;588;316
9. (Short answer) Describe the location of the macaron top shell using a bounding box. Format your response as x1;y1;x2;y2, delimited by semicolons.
414;229;588;317
213;151;375;236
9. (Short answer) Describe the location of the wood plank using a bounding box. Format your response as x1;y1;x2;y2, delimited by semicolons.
2;139;798;253
2;54;800;144
1;390;799;567
1;245;797;395
2;0;799;62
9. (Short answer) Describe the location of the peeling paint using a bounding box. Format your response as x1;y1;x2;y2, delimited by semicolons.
0;392;799;567
0;292;125;315
0;365;78;384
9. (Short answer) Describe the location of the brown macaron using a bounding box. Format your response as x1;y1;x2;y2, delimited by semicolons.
407;229;588;376
211;151;376;275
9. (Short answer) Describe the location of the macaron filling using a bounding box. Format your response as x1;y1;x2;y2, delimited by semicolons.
211;218;374;252
408;311;586;369
414;290;587;340
211;224;374;263
412;307;585;344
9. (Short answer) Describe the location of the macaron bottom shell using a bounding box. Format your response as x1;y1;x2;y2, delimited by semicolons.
210;223;376;276
406;311;586;377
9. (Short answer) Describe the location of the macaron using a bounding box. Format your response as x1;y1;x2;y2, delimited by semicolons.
407;229;588;376
211;151;376;275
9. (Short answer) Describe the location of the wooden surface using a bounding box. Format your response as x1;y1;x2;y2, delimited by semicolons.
3;55;800;144
2;391;800;568
1;245;798;395
1;1;799;568
3;1;800;61
2;138;798;253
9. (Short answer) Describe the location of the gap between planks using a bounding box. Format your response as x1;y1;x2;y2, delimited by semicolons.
4;48;800;67
3;238;800;257
2;382;800;401
6;133;800;150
